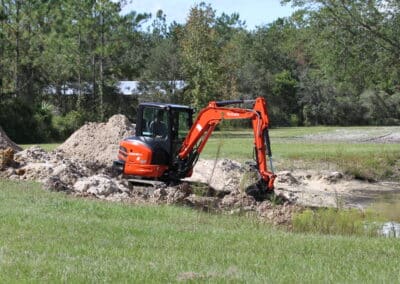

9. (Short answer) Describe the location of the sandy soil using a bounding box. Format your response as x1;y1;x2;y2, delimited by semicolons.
274;170;400;208
188;164;400;209
57;115;135;167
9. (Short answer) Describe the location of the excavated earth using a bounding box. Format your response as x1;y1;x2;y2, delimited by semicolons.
0;126;22;152
1;116;400;226
57;114;135;167
0;146;302;226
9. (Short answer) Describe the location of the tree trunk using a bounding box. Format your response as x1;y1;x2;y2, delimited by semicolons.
0;0;4;98
77;24;83;110
15;0;20;97
99;8;104;121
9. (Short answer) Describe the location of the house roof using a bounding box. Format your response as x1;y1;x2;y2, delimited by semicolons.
117;80;187;95
117;81;141;95
44;80;187;96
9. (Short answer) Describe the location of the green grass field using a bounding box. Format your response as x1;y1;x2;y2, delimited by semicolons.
1;179;400;282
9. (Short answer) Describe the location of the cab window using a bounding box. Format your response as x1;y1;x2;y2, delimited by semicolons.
142;108;168;138
171;109;191;140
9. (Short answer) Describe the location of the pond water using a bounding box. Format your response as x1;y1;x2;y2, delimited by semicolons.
380;222;400;238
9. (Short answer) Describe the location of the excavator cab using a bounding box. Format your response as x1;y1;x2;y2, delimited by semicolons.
136;103;194;159
114;103;194;179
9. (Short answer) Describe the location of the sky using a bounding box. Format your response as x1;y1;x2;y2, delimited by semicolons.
121;0;297;30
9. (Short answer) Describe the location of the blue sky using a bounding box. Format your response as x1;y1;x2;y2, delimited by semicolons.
121;1;297;30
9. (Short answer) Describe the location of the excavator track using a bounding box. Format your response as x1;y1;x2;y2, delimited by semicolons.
123;176;167;188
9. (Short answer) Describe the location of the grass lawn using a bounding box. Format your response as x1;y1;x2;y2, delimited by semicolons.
20;143;59;152
1;179;400;282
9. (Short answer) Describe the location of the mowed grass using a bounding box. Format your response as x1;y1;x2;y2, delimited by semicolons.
20;143;59;152
1;179;400;282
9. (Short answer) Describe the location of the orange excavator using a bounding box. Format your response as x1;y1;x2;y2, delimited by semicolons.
113;97;276;192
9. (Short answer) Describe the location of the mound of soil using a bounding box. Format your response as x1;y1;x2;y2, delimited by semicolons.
187;159;245;193
0;126;22;151
57;115;135;167
0;145;302;226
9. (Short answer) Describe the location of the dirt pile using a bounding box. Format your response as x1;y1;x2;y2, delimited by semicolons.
0;146;302;225
57;114;135;166
0;148;17;169
187;159;245;192
1;146;94;191
0;126;22;151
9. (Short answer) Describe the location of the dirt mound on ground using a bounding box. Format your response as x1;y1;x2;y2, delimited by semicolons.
186;159;245;193
0;126;22;151
57;115;135;166
0;148;302;226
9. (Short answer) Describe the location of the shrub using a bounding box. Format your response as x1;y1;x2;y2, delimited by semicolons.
293;208;379;237
52;111;86;141
0;99;40;143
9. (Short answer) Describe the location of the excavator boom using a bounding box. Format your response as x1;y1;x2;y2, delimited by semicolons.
174;97;276;191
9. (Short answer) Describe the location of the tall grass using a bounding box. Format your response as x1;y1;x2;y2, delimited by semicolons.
370;199;400;223
292;208;380;237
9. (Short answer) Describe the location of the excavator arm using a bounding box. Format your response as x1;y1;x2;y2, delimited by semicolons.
172;97;276;191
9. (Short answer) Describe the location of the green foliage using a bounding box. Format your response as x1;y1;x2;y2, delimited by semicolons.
292;208;380;236
33;102;55;142
0;98;43;143
360;90;400;125
289;114;300;126
52;111;86;141
180;3;221;108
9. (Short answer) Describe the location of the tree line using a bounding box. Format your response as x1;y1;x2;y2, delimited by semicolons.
0;0;399;143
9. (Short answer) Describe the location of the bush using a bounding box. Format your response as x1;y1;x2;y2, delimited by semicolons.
289;114;299;126
293;208;379;237
0;98;40;143
360;90;400;125
52;111;86;141
33;102;55;142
